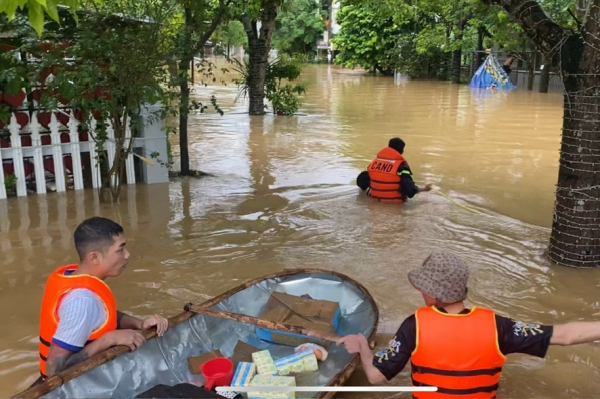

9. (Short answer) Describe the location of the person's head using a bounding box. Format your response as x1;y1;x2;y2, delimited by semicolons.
407;252;469;307
74;217;129;279
388;137;406;154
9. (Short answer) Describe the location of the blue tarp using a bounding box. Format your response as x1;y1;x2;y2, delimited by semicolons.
469;54;516;90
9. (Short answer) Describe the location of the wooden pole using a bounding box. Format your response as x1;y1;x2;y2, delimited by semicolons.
184;304;376;349
185;303;342;343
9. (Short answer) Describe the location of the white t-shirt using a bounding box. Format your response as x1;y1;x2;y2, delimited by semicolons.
52;288;107;352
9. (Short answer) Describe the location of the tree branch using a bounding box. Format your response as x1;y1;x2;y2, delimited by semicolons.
483;0;568;65
198;0;228;49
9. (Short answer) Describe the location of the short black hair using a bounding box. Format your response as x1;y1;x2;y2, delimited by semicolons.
388;137;405;154
74;217;124;260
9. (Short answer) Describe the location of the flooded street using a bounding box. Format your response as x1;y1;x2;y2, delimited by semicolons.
3;62;600;398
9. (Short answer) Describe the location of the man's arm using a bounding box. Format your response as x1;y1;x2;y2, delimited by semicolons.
117;311;142;330
338;316;416;384
46;333;115;376
551;322;600;346
337;335;387;384
46;329;146;377
117;311;169;336
398;166;431;198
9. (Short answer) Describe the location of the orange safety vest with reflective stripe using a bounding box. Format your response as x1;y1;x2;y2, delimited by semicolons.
38;265;117;379
411;306;506;398
366;147;410;202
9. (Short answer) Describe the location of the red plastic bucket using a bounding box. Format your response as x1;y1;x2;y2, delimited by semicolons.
201;357;233;391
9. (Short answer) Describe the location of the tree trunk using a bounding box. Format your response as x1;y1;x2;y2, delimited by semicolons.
538;60;551;93
178;7;193;176
452;48;462;84
475;27;485;68
527;59;534;90
248;37;270;114
487;0;599;268
179;60;191;176
244;0;280;115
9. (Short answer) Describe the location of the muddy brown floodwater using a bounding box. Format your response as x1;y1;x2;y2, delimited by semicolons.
2;62;600;398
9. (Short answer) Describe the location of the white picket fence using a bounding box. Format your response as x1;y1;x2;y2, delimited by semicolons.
0;103;173;201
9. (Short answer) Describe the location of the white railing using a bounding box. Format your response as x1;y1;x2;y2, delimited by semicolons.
0;105;168;200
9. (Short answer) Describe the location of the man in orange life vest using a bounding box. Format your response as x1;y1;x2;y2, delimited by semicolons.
38;217;169;380
357;137;432;202
337;252;600;397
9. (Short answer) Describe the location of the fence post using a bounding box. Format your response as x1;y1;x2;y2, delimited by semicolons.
0;136;6;200
88;119;102;189
125;124;136;184
105;122;117;187
30;112;47;195
68;113;84;190
49;112;66;192
9;113;28;197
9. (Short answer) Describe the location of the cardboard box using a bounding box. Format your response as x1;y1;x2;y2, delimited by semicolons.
256;292;341;347
252;350;278;376
247;375;296;399
274;349;319;376
231;340;261;365
231;362;257;387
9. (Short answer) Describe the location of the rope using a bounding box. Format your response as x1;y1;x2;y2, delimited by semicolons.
432;189;484;215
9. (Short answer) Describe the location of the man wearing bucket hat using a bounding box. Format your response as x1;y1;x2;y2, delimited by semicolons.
338;251;600;397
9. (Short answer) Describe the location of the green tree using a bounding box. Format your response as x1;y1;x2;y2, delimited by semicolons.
331;2;404;75
239;0;281;115
1;0;179;202
1;0;78;35
272;0;325;56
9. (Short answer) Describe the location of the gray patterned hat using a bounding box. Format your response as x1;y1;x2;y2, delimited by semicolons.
408;252;469;303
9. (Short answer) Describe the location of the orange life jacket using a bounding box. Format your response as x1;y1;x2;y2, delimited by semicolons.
38;265;117;379
411;306;506;399
366;147;409;202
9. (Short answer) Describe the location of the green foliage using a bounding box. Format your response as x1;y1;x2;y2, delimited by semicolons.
228;54;308;115
331;2;404;75
540;0;579;28
0;0;79;35
4;174;17;190
272;0;326;56
0;0;180;200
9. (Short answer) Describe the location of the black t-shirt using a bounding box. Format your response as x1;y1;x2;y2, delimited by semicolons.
373;308;554;381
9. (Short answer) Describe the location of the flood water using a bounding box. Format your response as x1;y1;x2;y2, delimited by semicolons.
3;62;600;398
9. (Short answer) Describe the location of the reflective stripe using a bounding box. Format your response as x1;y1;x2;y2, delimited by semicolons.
398;170;412;176
371;179;399;185
412;364;502;377
412;378;499;395
39;336;51;347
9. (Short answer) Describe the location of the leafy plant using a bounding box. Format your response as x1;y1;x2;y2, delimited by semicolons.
228;54;308;115
4;173;17;191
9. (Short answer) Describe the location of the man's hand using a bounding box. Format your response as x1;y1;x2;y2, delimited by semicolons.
106;329;146;351
141;314;169;336
337;334;369;354
421;183;433;192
